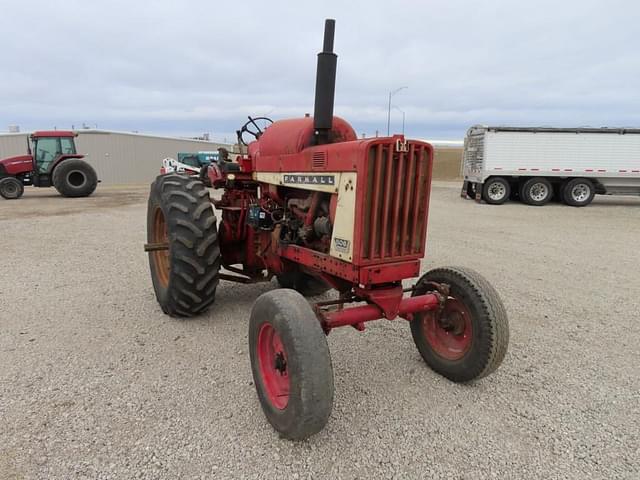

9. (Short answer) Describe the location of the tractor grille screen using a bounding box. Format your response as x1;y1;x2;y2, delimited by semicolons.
361;142;431;261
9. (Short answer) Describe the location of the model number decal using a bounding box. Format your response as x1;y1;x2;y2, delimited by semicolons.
283;174;335;185
334;238;350;253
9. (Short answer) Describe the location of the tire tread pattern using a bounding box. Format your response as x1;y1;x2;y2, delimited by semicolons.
147;174;220;317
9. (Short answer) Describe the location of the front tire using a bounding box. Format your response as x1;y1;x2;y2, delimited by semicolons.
52;160;98;197
249;289;334;440
0;177;24;199
147;174;220;317
410;267;509;382
481;177;510;205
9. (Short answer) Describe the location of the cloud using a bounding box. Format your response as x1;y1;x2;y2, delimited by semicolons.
1;0;639;140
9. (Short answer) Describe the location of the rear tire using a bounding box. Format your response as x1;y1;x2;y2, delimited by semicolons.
249;289;334;440
481;177;510;205
521;177;552;206
0;177;24;199
52;160;98;197
276;271;331;297
147;174;220;317
562;178;595;207
410;267;509;382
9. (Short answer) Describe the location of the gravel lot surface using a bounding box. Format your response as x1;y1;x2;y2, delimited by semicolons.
1;184;639;479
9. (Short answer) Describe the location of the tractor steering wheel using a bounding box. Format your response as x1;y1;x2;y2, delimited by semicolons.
237;116;273;146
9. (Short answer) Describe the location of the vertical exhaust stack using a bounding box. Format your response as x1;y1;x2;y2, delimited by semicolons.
313;19;337;145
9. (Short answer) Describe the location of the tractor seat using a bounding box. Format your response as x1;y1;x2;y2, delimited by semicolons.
218;161;241;173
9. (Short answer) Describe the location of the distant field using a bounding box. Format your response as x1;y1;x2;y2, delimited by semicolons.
432;147;463;180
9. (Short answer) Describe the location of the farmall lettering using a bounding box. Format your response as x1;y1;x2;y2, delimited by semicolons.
283;174;336;186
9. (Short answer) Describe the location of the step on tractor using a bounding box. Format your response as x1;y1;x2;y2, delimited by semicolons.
0;131;98;199
145;19;509;440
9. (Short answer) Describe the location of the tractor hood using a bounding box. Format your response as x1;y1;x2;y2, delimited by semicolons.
0;155;33;175
255;116;357;157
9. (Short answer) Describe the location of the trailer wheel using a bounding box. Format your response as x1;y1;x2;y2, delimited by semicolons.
276;271;331;297
249;289;334;440
481;177;510;205
562;178;595;207
0;177;24;199
521;177;552;206
410;267;509;382
52;160;98;197
147;174;220;317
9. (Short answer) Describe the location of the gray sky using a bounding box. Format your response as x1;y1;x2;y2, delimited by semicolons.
1;0;639;141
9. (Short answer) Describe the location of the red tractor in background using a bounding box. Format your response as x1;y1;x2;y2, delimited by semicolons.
145;20;509;440
0;131;98;199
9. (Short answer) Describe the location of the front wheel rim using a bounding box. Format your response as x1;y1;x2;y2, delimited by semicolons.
3;183;17;196
257;323;290;410
423;298;473;361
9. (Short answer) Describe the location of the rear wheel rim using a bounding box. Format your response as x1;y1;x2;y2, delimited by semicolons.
257;323;290;410
67;170;87;188
423;298;473;361
571;184;590;202
530;183;549;202
152;207;170;288
487;182;506;201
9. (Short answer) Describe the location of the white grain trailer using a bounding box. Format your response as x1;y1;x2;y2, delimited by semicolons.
461;126;640;206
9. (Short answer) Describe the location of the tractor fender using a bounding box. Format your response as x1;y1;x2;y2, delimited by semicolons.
48;154;85;175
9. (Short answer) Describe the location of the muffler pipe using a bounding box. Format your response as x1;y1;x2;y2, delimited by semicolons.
313;19;337;145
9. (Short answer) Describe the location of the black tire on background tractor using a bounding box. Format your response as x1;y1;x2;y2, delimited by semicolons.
410;267;509;383
0;177;24;199
562;178;595;207
276;271;331;297
147;174;220;317
249;289;334;440
52;159;98;197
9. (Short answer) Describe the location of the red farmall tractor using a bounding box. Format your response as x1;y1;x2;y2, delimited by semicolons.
145;20;509;440
0;131;98;199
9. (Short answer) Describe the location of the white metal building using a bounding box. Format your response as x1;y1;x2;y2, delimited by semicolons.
0;130;234;185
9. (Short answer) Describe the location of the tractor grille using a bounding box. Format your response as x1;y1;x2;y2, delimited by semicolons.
361;142;431;261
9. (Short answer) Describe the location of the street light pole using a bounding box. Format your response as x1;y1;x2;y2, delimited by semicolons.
387;86;407;136
393;106;405;135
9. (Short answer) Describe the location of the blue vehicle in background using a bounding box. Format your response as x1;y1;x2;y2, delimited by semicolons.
161;151;220;176
177;151;219;169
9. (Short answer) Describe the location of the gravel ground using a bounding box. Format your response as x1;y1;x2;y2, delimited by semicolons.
1;184;639;479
